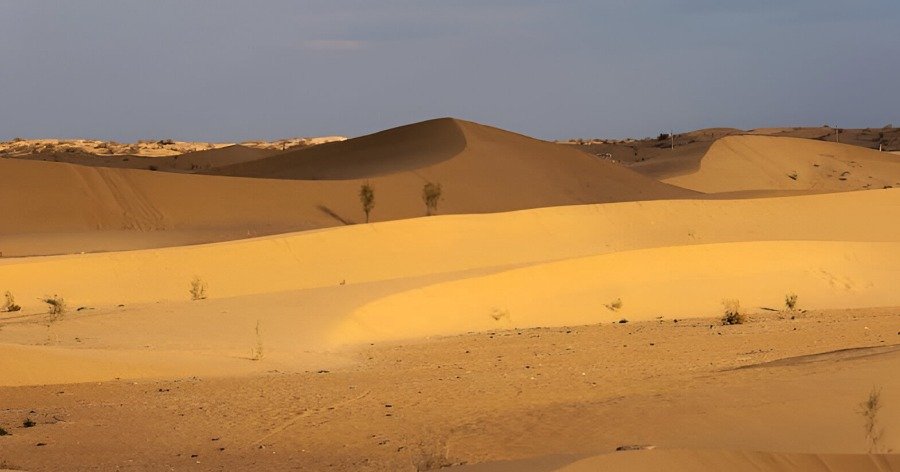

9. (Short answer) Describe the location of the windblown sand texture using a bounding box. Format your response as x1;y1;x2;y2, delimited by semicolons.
0;118;898;471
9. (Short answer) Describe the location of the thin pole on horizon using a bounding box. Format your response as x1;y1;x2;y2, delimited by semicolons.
671;130;674;150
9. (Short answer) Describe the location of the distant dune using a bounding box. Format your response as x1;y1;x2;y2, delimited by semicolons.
0;136;346;157
5;144;280;173
664;135;900;193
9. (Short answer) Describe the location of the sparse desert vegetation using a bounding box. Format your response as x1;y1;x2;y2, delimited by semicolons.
1;291;20;312
490;307;510;322
190;277;208;300
785;292;798;311
721;298;745;325
41;295;66;319
359;182;375;223
858;386;885;453
422;182;443;216
250;320;264;361
605;297;623;311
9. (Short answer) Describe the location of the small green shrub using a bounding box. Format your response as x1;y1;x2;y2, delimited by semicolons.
721;299;745;325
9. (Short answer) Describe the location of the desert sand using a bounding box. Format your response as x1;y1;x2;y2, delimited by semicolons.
0;118;898;471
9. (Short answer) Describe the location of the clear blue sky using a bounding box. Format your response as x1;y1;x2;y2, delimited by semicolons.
1;1;898;141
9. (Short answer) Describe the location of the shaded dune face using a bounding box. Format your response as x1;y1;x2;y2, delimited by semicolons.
209;118;469;179
208;117;697;205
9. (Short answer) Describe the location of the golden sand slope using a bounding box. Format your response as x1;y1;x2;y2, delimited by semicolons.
1;189;896;310
337;240;899;343
0;189;896;384
665;135;900;193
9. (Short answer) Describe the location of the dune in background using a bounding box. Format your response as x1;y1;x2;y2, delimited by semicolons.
0;118;694;256
664;135;900;192
0;136;346;157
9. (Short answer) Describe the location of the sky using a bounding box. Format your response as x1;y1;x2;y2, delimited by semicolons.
1;0;898;142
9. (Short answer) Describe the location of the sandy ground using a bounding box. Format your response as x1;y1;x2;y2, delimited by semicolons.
0;308;897;471
2;118;899;470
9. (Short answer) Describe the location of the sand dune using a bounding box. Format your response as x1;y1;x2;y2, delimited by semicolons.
1;189;895;309
0;190;896;373
0;118;695;256
337;240;899;343
665;135;900;192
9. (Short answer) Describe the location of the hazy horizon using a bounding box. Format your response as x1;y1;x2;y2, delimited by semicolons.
1;1;898;142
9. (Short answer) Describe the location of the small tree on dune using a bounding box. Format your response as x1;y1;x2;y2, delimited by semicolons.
422;182;443;216
359;182;375;223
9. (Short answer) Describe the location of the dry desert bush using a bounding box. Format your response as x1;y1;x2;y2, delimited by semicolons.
190;277;208;301
721;298;745;325
785;292;798;311
250;320;264;361
605;297;623;311
858;386;885;453
2;291;21;312
489;307;510;322
42;295;66;319
359;182;375;223
422;182;443;216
